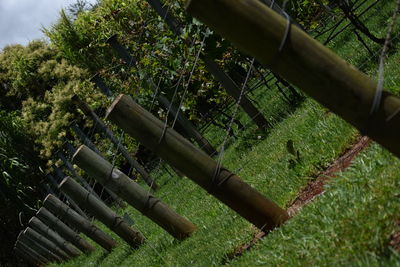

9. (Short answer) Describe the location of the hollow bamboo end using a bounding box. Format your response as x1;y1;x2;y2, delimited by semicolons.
36;207;46;216
89;73;99;82
72;144;87;164
106;34;118;44
71;94;79;103
43;194;55;204
17;231;23;240
59;176;72;189
28;217;35;225
105;94;125;120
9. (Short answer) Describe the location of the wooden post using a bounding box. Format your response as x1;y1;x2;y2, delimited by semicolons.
46;174;89;219
106;35;217;155
24;227;71;261
29;216;81;258
15;242;48;266
58;151;101;199
72;146;197;240
185;0;400;159
18;231;62;263
43;194;117;251
145;0;271;131
59;177;145;248
71;95;158;190
106;95;289;231
36;207;95;253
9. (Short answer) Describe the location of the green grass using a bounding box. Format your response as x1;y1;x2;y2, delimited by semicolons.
51;0;400;266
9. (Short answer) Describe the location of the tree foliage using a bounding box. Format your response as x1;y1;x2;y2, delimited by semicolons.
0;40;105;158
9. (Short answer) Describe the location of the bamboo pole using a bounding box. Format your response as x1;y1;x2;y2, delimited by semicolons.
36;207;95;253
66;128;122;203
106;35;218;155
43;194;117;251
106;95;289;231
46;174;89;219
24;227;71;261
185;0;400;158
58;151;102;199
59;177;145;248
16;239;50;265
18;231;62;263
14;242;47;266
72;146;197;240
71;95;158;190
29;216;81;258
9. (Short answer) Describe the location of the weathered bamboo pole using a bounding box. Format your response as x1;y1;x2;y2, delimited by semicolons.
24;227;71;261
106;95;289;230
107;35;217;155
185;0;400;158
58;151;101;199
59;177;145;248
65;129;122;203
16;236;52;265
71;95;158;190
72;146;197;240
43;194;117;251
36;207;95;253
18;231;62;263
46;174;89;219
145;0;271;131
29;216;81;258
15;242;48;266
54;163;101;200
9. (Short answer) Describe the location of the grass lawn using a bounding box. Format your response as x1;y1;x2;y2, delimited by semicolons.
50;0;400;266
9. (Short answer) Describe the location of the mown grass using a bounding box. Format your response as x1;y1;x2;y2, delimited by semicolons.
51;0;399;266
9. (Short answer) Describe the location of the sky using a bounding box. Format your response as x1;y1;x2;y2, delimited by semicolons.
0;0;97;49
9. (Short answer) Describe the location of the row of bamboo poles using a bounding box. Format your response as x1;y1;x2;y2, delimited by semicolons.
15;0;399;265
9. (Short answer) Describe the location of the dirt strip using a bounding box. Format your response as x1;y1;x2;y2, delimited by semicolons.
224;135;371;262
389;220;400;253
287;135;371;216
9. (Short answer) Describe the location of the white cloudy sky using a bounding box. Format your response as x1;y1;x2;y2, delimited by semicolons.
0;0;97;49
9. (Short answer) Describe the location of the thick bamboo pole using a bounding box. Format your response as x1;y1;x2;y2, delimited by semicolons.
18;232;61;263
36;207;95;253
106;95;289;231
59;177;145;248
58;151;101;199
43;194;117;251
185;0;400;158
67;127;122;203
71;95;158;190
24;227;71;261
15;242;47;266
107;35;218;155
16;238;51;265
29;216;81;257
46;174;89;219
72;146;197;240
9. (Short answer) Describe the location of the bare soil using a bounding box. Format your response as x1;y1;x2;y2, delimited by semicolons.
389;220;400;253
